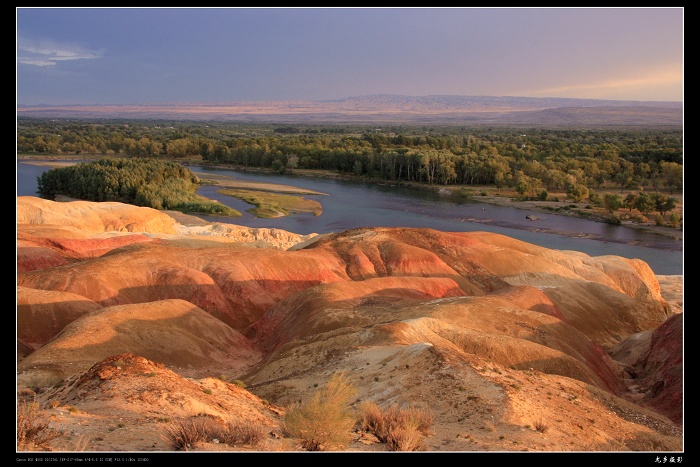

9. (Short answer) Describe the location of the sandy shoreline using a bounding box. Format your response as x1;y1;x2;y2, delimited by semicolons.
472;193;683;242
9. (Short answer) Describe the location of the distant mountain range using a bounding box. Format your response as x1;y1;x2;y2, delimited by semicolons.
16;94;683;127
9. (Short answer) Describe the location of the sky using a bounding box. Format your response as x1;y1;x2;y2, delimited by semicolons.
16;7;684;105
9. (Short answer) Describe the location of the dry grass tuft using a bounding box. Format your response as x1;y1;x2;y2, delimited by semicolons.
357;401;434;451
221;419;267;447
160;415;221;451
284;371;357;451
534;419;549;433
17;399;63;451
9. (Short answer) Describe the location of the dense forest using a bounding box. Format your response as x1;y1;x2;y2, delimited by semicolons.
19;117;682;224
36;157;240;216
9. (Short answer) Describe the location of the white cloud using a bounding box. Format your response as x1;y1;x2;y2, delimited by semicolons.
17;36;103;66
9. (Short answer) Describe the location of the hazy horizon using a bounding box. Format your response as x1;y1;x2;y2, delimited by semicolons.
17;7;684;106
16;93;684;108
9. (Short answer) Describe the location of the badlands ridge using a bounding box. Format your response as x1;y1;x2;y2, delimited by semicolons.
16;196;682;452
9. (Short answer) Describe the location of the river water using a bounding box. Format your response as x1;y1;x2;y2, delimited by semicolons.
16;162;683;275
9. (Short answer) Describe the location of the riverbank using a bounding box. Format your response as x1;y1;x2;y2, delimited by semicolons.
470;191;683;242
18;155;683;243
189;160;683;243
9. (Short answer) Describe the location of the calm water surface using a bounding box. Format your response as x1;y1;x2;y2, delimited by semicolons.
17;162;683;275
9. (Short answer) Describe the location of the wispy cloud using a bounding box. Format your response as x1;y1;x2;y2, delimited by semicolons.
17;36;103;66
521;69;683;101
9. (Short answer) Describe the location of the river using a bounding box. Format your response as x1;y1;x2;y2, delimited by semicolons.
16;162;683;275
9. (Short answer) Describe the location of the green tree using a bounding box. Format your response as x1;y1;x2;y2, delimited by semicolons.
588;191;602;206
623;193;639;212
603;193;623;214
514;171;531;196
567;183;589;203
353;159;363;176
635;192;655;215
660;161;683;193
650;192;678;217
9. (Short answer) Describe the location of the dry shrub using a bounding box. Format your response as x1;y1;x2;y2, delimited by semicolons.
534;419;548;433
160;415;221;451
386;426;426;452
222;419;267;447
401;405;434;435
357;401;434;451
17;399;63;451
283;371;357;451
357;400;384;435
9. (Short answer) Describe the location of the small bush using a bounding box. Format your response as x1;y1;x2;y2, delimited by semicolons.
357;401;434;451
160;416;221;451
668;212;681;228
283;371;357;451
386;426;425;451
628;212;648;223
17;399;63;450
534;419;548;433
231;379;247;389
605;215;622;225
222;419;267;447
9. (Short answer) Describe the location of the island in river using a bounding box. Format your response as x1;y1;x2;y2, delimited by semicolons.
18;157;683;244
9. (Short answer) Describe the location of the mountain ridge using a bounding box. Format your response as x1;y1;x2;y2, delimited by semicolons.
16;94;682;126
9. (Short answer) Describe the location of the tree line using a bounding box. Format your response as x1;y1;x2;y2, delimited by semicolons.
18;117;683;197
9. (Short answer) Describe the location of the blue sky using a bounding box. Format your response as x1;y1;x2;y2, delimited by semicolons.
16;7;684;105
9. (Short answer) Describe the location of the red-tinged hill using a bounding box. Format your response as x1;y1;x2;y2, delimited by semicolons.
16;196;682;452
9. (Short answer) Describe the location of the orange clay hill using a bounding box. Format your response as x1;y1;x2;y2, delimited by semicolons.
16;195;682;453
